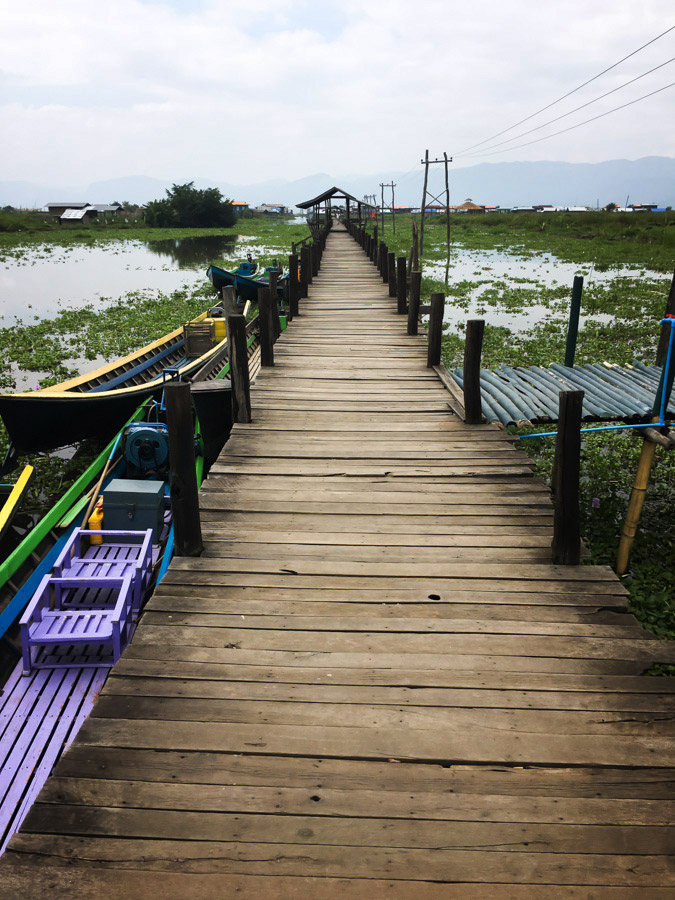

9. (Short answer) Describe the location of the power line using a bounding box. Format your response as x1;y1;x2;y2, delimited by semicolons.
453;24;675;155
456;80;675;159
454;55;675;158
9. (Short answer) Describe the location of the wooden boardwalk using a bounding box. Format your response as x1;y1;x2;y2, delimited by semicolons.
2;226;675;897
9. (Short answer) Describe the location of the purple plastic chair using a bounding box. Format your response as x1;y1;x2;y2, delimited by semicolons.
19;573;134;673
53;528;153;615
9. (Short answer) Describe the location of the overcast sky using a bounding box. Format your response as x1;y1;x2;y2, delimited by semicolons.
1;0;673;187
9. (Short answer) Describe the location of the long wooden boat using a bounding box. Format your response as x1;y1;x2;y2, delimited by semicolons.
0;320;262;850
207;261;288;303
0;466;34;548
0;309;231;454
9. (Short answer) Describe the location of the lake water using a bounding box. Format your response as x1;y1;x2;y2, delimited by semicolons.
0;234;239;323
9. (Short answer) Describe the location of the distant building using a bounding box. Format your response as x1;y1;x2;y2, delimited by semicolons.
231;201;249;213
630;203;659;211
394;205;413;214
46;201;90;218
91;203;122;214
450;199;485;214
259;203;290;215
59;206;98;223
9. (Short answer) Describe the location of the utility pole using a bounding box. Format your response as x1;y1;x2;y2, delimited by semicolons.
380;182;396;235
419;150;452;259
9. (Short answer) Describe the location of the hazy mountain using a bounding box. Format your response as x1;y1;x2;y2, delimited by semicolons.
2;157;673;210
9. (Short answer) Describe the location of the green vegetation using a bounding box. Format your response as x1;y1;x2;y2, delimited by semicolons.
143;182;236;228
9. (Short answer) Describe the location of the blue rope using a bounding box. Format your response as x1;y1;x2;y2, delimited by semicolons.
520;317;675;440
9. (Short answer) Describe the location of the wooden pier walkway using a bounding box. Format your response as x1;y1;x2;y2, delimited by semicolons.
3;226;675;897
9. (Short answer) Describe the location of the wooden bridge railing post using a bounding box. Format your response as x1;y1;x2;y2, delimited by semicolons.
408;271;421;335
426;292;444;368
258;286;275;367
381;245;389;282
300;247;310;298
225;313;251;424
463;319;485;425
372;225;378;263
396;256;407;314
268;270;280;342
288;254;299;318
552;390;583;565
311;242;319;277
564;275;584;367
164;381;203;557
387;253;396;298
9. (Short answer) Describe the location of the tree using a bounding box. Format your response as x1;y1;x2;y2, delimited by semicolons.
143;182;235;228
604;202;617;212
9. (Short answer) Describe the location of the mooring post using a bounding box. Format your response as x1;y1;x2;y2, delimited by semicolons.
396;256;407;314
552;390;583;565
288;253;299;318
220;285;238;316
463;319;485;424
408;271;421;335
225;313;251;424
426;292;444;368
300;246;310;298
388;253;396;298
164;381;203;557
258;286;275;367
311;242;319;276
268;270;280;342
564;275;584;367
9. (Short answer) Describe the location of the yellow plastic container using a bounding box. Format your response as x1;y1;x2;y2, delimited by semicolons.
88;499;103;545
203;317;227;342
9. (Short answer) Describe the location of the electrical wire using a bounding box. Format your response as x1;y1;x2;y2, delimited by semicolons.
455;80;675;159
453;24;675;155
453;55;675;158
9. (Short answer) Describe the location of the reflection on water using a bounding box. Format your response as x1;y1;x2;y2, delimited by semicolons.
145;235;238;267
0;235;242;322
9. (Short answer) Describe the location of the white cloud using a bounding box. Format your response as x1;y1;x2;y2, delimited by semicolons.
0;0;673;185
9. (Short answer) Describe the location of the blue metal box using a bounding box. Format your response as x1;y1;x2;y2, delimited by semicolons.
102;479;165;542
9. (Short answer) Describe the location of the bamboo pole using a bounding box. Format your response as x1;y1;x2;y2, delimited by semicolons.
616;429;657;576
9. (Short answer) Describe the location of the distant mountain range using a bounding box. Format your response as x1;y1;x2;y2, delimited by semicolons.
2;157;673;210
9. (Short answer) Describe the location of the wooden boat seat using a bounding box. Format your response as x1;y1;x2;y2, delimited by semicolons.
19;574;133;673
53;528;153;613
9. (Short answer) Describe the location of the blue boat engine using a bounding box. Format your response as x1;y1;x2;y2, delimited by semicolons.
122;423;170;479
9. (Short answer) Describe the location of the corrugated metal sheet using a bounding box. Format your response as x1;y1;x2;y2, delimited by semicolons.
451;361;674;427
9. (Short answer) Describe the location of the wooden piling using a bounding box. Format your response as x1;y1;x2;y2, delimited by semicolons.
225;313;251;424
396;256;407;314
564;275;584;367
300;247;310;298
379;243;387;280
164;381;203;557
426;292;444;368
388;253;396;298
463;319;485;424
551;390;583;566
656;268;675;366
220;285;237;316
288;253;299;318
268;270;280;341
258;286;275;367
311;242;319;277
372;225;378;263
408;271;421;335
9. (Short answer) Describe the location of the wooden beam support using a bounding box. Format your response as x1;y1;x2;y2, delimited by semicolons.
407;270;421;335
164;381;203;557
426;292;444;368
552;390;583;566
288;253;299;318
463;319;485;425
225;313;251;424
258;286;275;367
396;256;407;314
388;253;396;298
299;246;310;298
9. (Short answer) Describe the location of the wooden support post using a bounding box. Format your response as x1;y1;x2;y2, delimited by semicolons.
381;245;389;282
412;218;419;271
373;225;378;263
564;275;584;367
258;286;275;367
220;285;237;315
311;242;319;276
164;381;203;557
408;271;421;335
306;246;313;284
419;149;429;256
656;268;675;366
551;390;583;566
268;270;280;341
225;313;251;424
300;247;310;298
426;292;444;368
388;253;396;298
288;253;299;318
463;319;485;424
396;256;407;313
